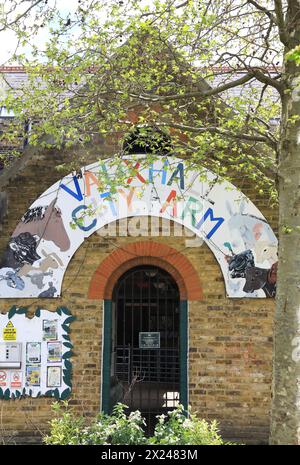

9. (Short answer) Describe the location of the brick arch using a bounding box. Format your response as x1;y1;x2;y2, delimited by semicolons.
88;241;202;300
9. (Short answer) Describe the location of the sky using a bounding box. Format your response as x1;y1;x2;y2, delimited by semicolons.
0;0;80;65
0;0;155;66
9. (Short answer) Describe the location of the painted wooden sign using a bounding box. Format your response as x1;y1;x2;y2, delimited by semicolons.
0;156;277;298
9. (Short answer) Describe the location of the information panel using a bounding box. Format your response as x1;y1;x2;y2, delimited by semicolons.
139;332;160;349
0;306;74;399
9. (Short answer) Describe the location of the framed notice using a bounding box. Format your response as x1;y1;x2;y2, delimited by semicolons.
43;320;58;341
139;332;160;349
47;366;62;387
47;342;62;363
26;366;41;386
26;342;41;364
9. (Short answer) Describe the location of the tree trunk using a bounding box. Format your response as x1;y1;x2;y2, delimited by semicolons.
270;11;300;442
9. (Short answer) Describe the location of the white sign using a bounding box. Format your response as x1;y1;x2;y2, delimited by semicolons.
0;156;277;298
0;308;73;399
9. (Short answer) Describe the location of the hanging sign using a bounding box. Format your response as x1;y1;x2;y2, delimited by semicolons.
0;156;278;298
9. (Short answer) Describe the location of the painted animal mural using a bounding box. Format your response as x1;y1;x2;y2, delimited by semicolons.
13;199;70;252
226;248;277;298
223;198;277;297
0;199;70;295
0;157;278;298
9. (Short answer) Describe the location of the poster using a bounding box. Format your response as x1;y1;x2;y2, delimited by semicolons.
47;366;62;387
26;366;41;386
10;371;22;388
26;342;41;363
47;342;62;363
0;369;8;387
43;320;58;341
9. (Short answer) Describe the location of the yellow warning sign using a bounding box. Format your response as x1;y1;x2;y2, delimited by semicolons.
3;321;17;341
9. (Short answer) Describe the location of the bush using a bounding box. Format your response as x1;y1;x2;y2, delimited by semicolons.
150;405;227;445
44;402;147;445
44;402;233;445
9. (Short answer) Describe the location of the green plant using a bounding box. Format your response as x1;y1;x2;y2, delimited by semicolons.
82;403;147;445
44;401;86;445
44;402;147;445
150;405;230;445
44;402;234;445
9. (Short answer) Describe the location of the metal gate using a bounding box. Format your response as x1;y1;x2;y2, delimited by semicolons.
111;265;180;433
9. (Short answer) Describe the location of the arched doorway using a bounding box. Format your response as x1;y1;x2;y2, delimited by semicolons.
109;265;181;433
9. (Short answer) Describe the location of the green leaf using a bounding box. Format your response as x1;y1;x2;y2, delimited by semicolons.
60;388;71;400
64;360;72;371
15;390;21;398
62;324;70;333
62;334;71;341
45;390;54;397
62;350;74;359
63;342;73;349
16;307;27;315
56;308;62;316
53;388;60;400
35;308;42;318
8;306;17;319
4;388;10;400
63;316;76;325
0;388;3;399
59;307;72;316
63;376;72;387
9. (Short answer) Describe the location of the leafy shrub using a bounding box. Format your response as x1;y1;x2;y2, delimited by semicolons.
44;401;85;445
44;402;233;445
150;404;227;445
44;402;146;445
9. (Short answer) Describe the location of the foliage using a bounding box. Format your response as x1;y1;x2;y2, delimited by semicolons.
44;402;232;445
44;401;86;445
0;0;286;201
150;404;228;445
286;45;300;65
44;402;147;445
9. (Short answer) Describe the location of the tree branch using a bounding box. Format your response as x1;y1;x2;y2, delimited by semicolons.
274;0;289;46
247;0;278;24
153;122;278;150
0;0;43;33
127;72;257;102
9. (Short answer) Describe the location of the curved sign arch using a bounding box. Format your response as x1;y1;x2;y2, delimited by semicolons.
0;156;277;298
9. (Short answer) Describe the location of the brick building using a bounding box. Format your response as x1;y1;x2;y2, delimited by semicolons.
0;67;277;444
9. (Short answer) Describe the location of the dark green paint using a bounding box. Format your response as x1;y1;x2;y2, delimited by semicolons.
102;300;112;414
